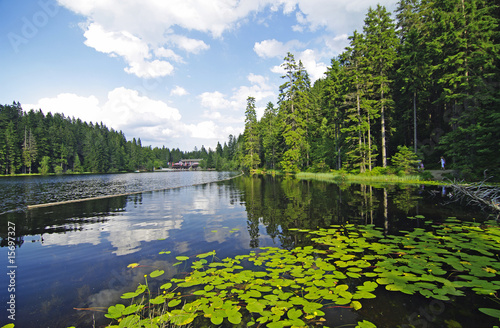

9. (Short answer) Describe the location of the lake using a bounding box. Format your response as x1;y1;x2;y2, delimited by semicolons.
0;172;498;327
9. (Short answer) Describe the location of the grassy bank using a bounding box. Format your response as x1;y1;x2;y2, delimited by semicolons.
295;171;442;186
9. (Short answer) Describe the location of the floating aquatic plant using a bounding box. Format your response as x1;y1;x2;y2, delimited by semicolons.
103;219;500;327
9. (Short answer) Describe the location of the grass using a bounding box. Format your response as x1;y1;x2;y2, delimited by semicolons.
295;171;442;186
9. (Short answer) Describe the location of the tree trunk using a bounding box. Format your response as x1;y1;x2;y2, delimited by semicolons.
381;88;387;167
414;91;417;153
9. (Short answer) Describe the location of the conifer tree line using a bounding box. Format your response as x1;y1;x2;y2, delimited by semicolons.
234;0;499;180
0;102;241;174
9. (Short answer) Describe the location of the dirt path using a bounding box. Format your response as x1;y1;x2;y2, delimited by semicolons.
428;169;454;180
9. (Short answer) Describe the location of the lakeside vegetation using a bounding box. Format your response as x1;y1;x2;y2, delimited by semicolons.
296;171;438;186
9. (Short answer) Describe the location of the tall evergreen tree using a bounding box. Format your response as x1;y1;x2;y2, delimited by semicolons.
341;31;374;172
243;97;261;170
395;0;428;153
22;127;37;174
363;4;398;167
260;102;280;169
278;53;311;172
323;58;348;169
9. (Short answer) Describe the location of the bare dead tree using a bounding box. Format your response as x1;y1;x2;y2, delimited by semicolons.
447;179;500;220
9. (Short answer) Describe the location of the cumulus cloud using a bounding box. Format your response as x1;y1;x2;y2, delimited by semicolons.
291;0;398;35
170;86;189;96
254;39;304;59
199;91;232;110
24;88;184;146
299;49;327;81
124;59;174;79
24;93;102;122
199;74;275;113
82;22;174;78
58;0;271;78
59;0;397;79
155;47;185;63
23;87;244;149
254;39;286;58
196;73;275;130
166;35;210;54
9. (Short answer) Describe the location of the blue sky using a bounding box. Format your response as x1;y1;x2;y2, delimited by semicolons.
1;0;397;151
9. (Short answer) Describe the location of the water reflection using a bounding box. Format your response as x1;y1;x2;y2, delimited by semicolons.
0;175;490;328
0;171;238;213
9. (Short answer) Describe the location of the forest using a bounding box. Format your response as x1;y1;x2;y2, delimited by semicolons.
237;0;499;180
0;103;240;174
1;0;499;180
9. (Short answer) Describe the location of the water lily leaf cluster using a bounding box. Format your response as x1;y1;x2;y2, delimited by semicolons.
104;219;500;327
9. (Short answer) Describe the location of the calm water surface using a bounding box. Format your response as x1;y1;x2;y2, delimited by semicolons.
0;173;497;327
0;171;238;213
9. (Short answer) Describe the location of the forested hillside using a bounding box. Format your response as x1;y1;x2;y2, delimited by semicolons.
0;103;241;174
234;0;499;180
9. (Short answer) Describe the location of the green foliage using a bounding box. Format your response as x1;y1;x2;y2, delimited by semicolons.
39;156;51;175
243;97;261;171
216;1;499;181
0;103;224;175
106;219;500;327
390;145;420;174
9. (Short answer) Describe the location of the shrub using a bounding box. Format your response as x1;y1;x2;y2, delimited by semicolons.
390;146;419;174
39;156;51;175
419;170;433;180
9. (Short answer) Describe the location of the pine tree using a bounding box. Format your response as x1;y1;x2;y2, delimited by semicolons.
260;102;280;169
323;57;348;169
341;31;373;172
22;127;37;174
363;5;398;168
278;53;310;172
435;0;500;177
243;97;261;170
395;0;428;153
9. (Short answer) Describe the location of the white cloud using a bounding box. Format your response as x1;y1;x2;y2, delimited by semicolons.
254;39;286;58
24;88;184;146
124;59;174;79
200;74;275;113
185;121;220;139
170;86;189;97
23;87;244;150
298;49;327;81
254;39;304;59
292;0;398;34
199;91;232;110
82;22;149;63
324;33;349;55
270;49;327;82
24;93;102;122
102;87;182;127
59;0;397;80
155;47;185;63
82;22;174;78
58;0;270;78
167;35;210;54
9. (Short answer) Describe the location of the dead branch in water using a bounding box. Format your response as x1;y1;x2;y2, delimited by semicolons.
447;179;500;220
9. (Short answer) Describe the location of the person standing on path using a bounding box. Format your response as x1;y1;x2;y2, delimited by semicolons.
440;156;445;170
